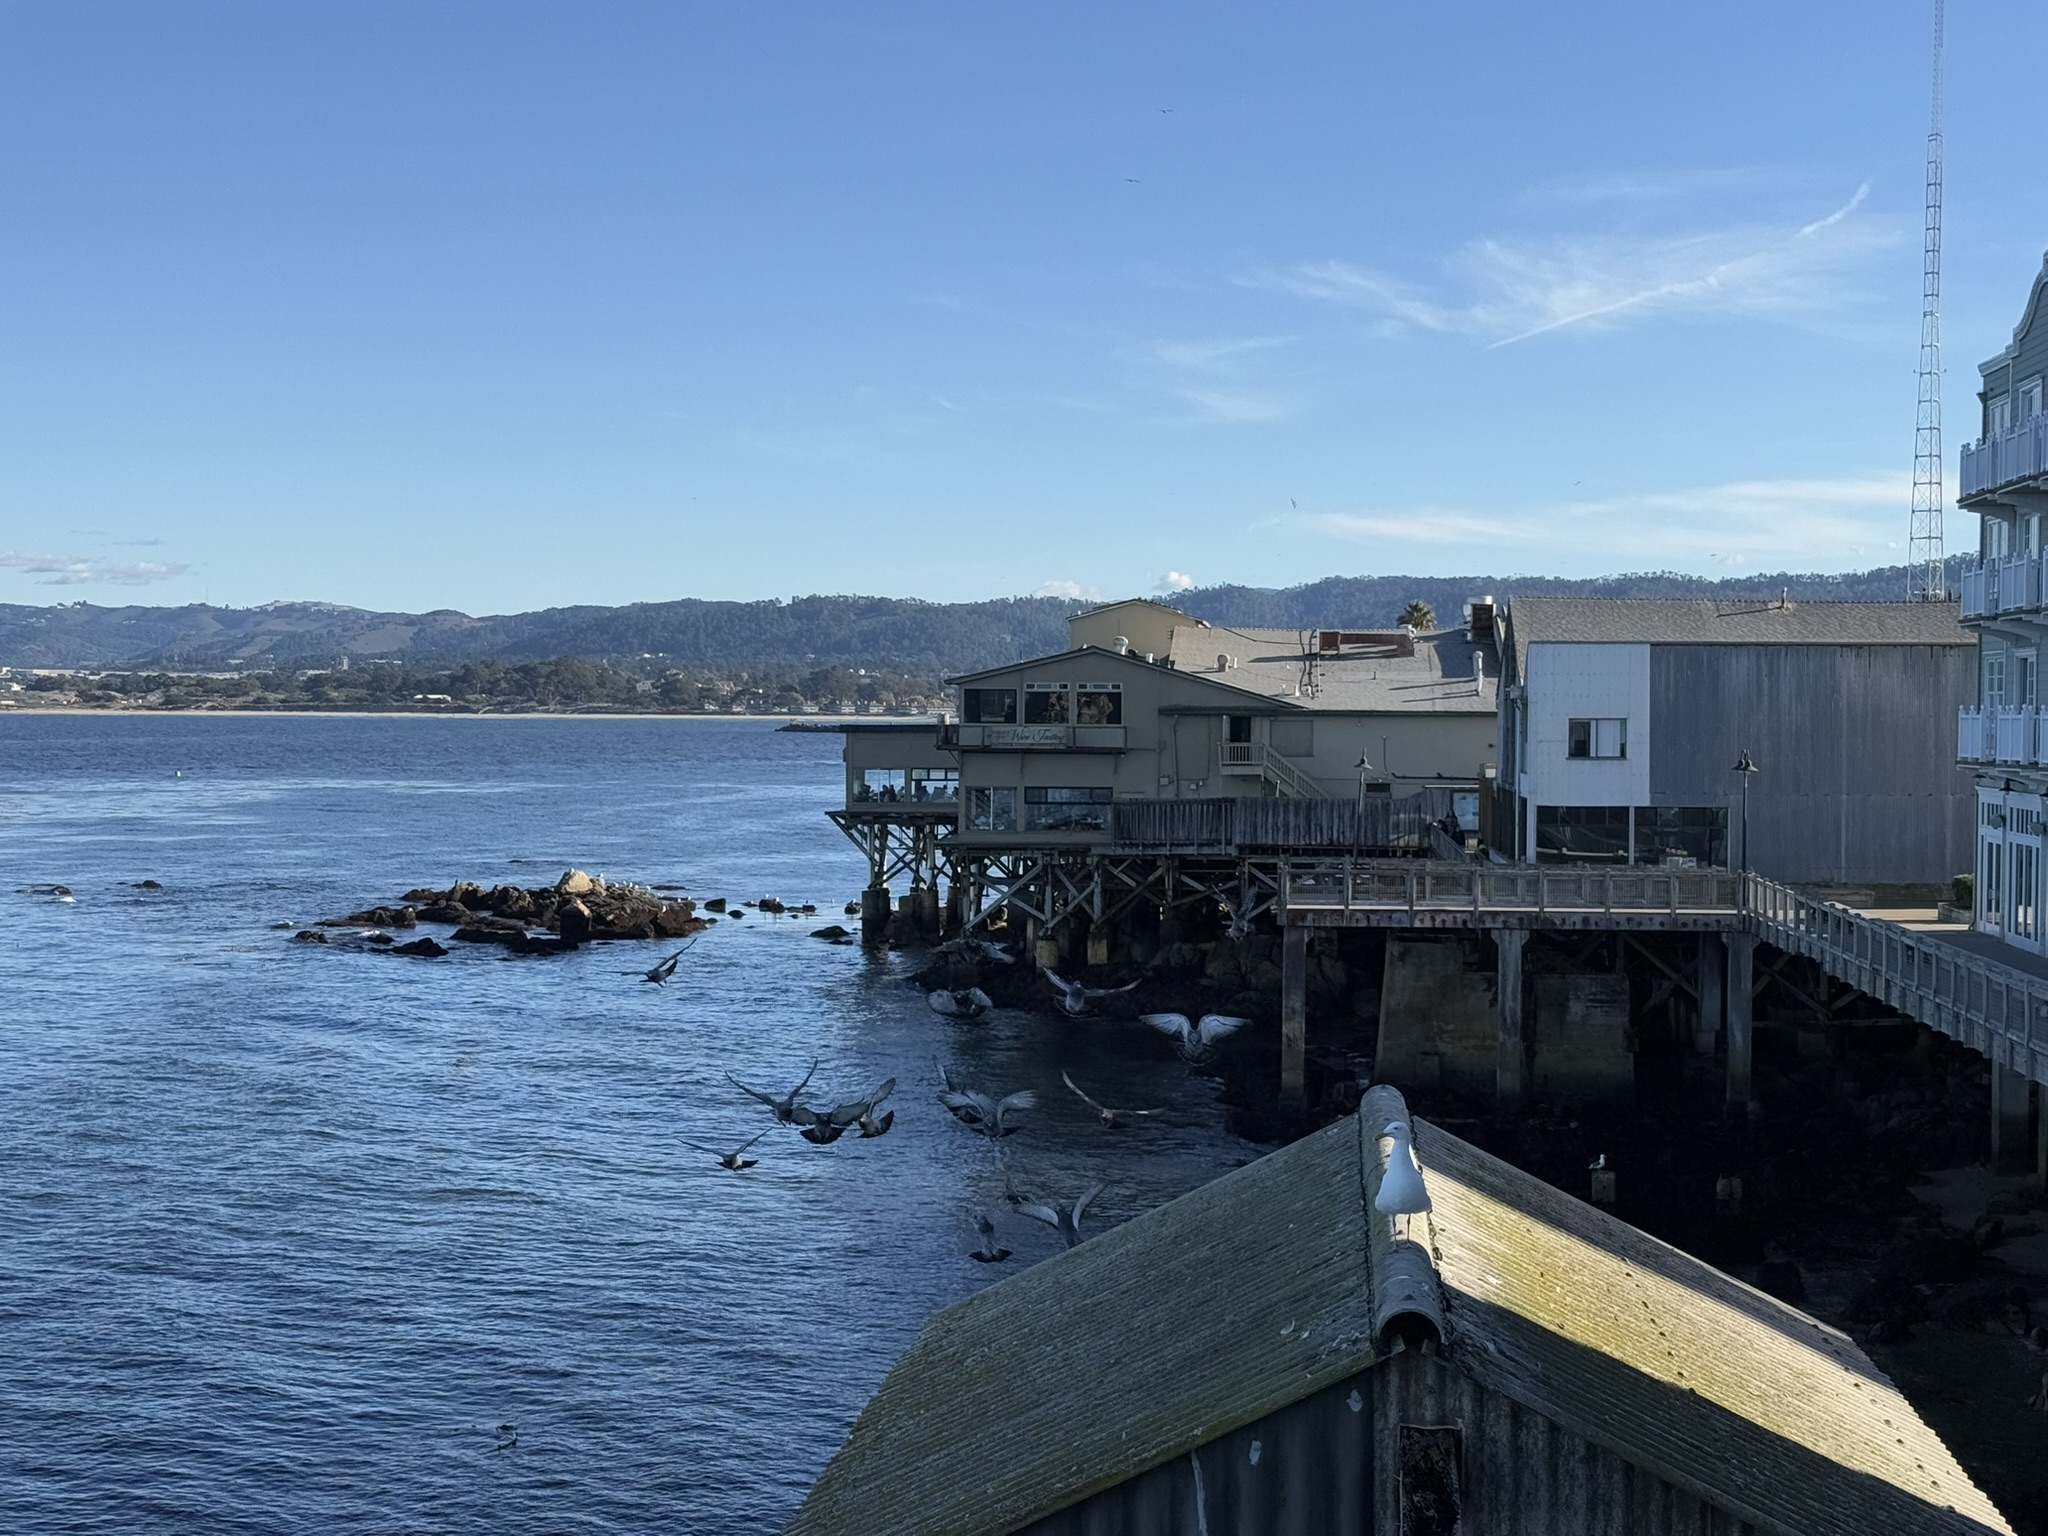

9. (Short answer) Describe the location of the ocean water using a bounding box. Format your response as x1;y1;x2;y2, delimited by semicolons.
0;715;1259;1534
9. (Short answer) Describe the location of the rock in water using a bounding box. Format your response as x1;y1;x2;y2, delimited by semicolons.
293;930;328;944
558;898;593;944
556;869;596;896
320;904;418;930
393;937;449;958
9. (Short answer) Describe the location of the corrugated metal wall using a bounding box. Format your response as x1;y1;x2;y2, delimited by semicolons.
1015;1352;1757;1536
1109;791;1459;852
1649;643;1974;885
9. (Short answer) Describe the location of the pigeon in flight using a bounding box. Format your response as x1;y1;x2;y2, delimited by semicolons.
928;987;994;1021
1046;971;1141;1018
969;1212;1011;1264
1139;1012;1250;1062
638;939;697;985
726;1060;820;1125
690;1131;768;1171
797;1077;897;1145
1014;1180;1107;1249
1060;1069;1161;1129
936;1060;1036;1139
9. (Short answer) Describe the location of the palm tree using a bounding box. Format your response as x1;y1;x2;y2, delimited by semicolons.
1398;600;1436;631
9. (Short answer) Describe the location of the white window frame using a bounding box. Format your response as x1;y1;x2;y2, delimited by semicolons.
1567;717;1627;760
2022;377;2044;421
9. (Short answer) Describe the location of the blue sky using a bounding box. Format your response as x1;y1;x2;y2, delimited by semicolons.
0;0;2042;614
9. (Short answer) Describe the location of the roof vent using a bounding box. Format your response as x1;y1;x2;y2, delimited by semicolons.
1114;635;1130;654
1473;650;1486;683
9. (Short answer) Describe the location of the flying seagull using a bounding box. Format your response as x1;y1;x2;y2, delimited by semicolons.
969;1212;1011;1264
928;987;994;1021
1139;1012;1250;1062
1374;1119;1432;1216
1046;971;1141;1018
638;939;698;985
727;1060;820;1125
936;1060;1036;1139
1015;1180;1107;1249
1061;1069;1161;1129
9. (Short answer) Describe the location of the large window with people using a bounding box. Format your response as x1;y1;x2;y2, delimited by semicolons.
1074;683;1122;725
854;767;959;804
1023;683;1070;724
1023;785;1113;832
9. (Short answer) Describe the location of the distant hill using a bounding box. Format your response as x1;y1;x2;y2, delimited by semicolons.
0;558;1969;675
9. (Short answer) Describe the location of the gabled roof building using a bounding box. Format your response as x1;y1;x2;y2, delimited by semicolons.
790;1085;2010;1536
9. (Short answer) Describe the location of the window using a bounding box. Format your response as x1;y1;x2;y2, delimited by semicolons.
1074;683;1122;725
855;767;958;803
1982;838;2004;927
963;688;1017;724
1023;683;1070;724
1567;717;1626;759
2014;843;2038;941
1226;715;1252;744
1536;805;1630;861
2020;652;2038;710
1985;650;2008;708
1023;785;1113;832
967;786;1018;832
2023;378;2044;421
1633;806;1727;867
1991;394;2013;436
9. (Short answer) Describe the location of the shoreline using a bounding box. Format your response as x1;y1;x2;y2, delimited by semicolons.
0;707;932;722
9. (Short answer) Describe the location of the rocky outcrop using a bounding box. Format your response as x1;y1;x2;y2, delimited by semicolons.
320;904;417;929
387;874;708;945
392;936;448;958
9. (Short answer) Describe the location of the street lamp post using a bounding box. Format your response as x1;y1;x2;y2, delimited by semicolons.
1353;752;1372;855
1731;750;1759;873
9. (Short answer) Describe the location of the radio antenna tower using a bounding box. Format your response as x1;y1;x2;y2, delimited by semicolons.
1907;0;1947;601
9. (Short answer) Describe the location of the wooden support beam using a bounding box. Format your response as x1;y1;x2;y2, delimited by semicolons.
1696;933;1724;1055
1281;924;1308;1109
1726;934;1755;1114
1495;926;1526;1105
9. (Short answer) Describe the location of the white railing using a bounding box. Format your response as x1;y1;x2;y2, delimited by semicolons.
1961;563;1991;618
1745;874;2048;1085
1998;707;2036;763
1217;742;1326;799
1959;705;1991;762
2001;554;2044;612
1961;413;2048;500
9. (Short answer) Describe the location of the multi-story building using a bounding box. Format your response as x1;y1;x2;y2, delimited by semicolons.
1495;597;1973;884
1959;252;2048;950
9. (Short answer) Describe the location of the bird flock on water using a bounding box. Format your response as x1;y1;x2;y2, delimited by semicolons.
704;933;1252;1265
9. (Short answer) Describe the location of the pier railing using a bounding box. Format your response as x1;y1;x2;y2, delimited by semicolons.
1743;874;2048;1084
1280;860;1739;921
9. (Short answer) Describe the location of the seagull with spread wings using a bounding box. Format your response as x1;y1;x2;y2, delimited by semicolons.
1045;970;1141;1017
1139;1012;1250;1062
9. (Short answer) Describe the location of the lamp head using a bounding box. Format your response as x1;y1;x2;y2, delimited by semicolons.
1731;750;1758;775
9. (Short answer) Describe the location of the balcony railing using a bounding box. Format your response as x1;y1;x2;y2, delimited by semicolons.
1958;550;2048;620
1216;742;1325;799
1959;705;2048;767
1961;413;2048;500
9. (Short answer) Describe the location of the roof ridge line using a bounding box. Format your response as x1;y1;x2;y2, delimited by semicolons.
1359;1085;1446;1352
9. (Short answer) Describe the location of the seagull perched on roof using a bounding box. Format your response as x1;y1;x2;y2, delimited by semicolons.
928;987;993;1021
1045;971;1141;1017
935;1060;1036;1139
1139;1012;1250;1062
1374;1119;1432;1215
1060;1069;1161;1129
1013;1180;1107;1249
969;1212;1011;1264
726;1060;820;1125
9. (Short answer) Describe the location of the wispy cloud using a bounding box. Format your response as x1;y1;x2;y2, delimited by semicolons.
1296;473;1909;571
1256;182;1891;347
0;551;190;586
1129;335;1297;424
1034;578;1100;601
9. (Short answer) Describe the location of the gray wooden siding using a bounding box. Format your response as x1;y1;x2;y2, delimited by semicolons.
1017;1353;1756;1536
1980;264;2048;425
1647;643;1973;885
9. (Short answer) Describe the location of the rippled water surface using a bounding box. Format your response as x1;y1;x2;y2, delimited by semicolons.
0;715;1259;1534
